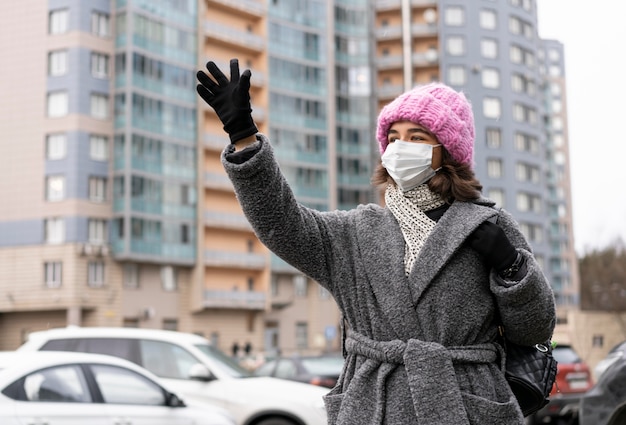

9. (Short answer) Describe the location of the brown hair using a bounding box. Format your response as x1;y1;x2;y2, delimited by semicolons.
372;148;482;203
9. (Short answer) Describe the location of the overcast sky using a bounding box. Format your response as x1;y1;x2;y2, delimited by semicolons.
536;0;626;255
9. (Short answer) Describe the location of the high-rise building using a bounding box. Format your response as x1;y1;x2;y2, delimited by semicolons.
0;0;578;353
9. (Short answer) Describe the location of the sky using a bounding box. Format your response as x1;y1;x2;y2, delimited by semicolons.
536;0;626;255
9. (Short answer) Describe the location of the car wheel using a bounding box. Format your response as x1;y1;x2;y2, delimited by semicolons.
255;418;297;425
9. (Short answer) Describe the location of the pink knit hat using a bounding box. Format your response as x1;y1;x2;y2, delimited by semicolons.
376;82;475;167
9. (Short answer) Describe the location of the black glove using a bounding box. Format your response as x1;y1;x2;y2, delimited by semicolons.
196;59;258;143
469;221;519;273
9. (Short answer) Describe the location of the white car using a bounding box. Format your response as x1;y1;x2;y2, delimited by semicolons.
18;327;329;425
0;351;235;425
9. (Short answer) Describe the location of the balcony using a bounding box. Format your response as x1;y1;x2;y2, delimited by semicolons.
204;171;233;191
203;289;266;310
204;250;267;269
203;21;266;52
375;0;437;11
206;0;265;18
204;211;252;231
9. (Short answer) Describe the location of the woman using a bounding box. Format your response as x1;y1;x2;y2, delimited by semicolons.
197;59;556;425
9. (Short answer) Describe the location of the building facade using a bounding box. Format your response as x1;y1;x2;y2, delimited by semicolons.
1;0;578;356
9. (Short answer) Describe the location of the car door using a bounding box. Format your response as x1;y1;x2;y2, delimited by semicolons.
10;364;108;425
89;364;193;425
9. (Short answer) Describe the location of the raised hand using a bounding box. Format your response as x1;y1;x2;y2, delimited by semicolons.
469;221;519;274
197;59;258;143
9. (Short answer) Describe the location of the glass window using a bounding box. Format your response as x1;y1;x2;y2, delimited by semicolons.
46;134;67;159
161;266;177;291
444;6;464;26
44;261;62;288
446;36;465;56
23;365;90;402
88;261;105;288
139;339;200;379
47;91;68;117
487;158;503;178
45;218;65;244
486;128;501;148
479;9;497;30
487;188;505;207
447;65;466;86
88;219;107;244
481;68;500;89
89;177;107;202
548;48;560;61
46;176;65;201
48;50;68;76
294;275;307;297
483;97;501;119
296;322;308;349
124;263;139;289
90;94;109;119
549;65;561;77
91;12;110;37
91;365;164;405
481;39;498;59
49;9;69;34
89;135;109;161
91;52;109;78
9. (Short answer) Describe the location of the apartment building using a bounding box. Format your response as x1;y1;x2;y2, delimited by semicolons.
0;0;578;356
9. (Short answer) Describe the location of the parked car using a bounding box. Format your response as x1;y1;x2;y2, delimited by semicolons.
253;354;344;388
18;327;329;425
527;343;594;425
579;340;626;425
0;351;235;425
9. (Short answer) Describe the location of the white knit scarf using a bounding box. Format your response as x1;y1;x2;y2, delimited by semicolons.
385;184;446;275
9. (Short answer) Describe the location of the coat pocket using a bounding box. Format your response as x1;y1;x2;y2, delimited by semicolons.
322;391;344;425
461;392;524;424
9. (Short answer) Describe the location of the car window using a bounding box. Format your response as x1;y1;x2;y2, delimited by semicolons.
194;343;250;377
139;339;200;379
552;347;581;364
275;359;297;379
254;360;277;376
41;338;141;365
91;364;165;405
22;365;92;403
301;357;344;375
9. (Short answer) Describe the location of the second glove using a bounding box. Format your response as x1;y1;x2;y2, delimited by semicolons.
469;221;519;273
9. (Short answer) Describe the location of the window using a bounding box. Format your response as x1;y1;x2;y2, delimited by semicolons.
447;66;466;86
592;335;604;348
88;219;107;244
44;261;62;288
517;192;542;213
481;39;498;59
294;275;307;297
163;319;178;331
295;322;308;349
487;188;505;207
91;52;109;78
45;218;65;244
123;263;139;289
483;97;501;119
88;261;105;287
89;177;107;202
47;91;68;117
513;103;537;125
515;133;539;154
520;222;543;242
92;365;165;405
89;135;109;161
49;9;69;34
90;94;109;119
479;9;497;30
481;68;500;89
21;365;91;402
161;266;177;291
444;6;464;26
91;12;110;37
48;50;68;76
46;134;67;159
487;159;503;178
516;163;540;183
446;36;465;56
180;224;189;244
46;176;65;201
486;128;501;148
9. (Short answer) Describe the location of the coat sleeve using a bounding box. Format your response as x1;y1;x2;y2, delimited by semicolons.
489;208;556;345
221;134;346;289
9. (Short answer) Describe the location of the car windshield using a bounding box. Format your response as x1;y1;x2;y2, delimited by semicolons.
301;356;344;375
552;347;581;364
194;344;251;378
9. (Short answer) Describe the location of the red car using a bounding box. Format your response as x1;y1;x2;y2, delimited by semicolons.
527;344;594;424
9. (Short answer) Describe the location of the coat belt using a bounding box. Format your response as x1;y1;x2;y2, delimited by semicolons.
344;330;498;425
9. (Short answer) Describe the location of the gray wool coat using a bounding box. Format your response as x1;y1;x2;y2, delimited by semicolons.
222;135;556;425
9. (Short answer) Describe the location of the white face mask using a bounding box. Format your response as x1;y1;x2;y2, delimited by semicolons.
381;140;441;192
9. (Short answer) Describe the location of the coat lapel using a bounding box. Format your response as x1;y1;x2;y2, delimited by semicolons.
355;208;420;340
407;200;497;306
